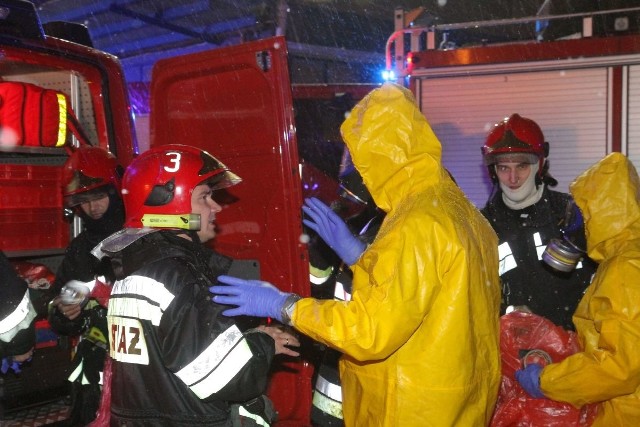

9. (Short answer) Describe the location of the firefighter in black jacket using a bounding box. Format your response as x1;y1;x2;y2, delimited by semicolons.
93;144;299;426
48;146;125;426
480;114;597;330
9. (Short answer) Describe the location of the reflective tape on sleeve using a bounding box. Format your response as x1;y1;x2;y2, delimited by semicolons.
333;281;351;302
533;232;547;260
315;374;343;402
67;359;83;382
312;388;343;420
176;325;253;399
497;242;517;276
238;406;270;427
310;265;333;285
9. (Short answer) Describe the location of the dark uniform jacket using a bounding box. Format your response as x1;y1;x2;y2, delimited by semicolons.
481;186;597;330
49;191;124;338
46;193;124;426
102;230;275;426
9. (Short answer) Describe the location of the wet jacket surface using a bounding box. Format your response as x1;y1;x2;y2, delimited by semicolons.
540;153;640;426
102;230;275;426
482;187;597;330
292;84;502;426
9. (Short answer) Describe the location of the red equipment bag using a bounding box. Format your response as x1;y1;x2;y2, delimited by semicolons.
490;311;597;427
0;81;89;148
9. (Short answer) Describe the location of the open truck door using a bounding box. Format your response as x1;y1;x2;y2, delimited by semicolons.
149;36;312;426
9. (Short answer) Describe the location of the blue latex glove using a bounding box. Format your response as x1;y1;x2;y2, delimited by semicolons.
210;275;291;322
515;363;545;398
302;197;366;266
1;357;26;374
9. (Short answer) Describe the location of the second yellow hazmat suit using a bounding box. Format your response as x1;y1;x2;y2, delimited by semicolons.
292;83;502;426
540;152;640;426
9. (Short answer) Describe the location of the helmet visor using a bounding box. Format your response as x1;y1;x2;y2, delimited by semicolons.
338;168;370;206
485;152;539;166
204;170;242;191
64;186;111;207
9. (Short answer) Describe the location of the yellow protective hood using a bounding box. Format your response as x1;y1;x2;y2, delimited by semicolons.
540;153;640;425
340;83;443;213
294;83;501;426
570;152;640;262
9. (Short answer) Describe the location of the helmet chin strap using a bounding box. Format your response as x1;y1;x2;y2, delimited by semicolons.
187;230;201;244
169;228;201;244
500;162;544;210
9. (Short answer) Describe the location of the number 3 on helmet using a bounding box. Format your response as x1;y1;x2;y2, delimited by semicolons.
122;144;242;229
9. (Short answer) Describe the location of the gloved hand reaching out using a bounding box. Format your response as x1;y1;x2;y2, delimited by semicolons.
211;275;293;323
302;197;366;266
515;363;545;398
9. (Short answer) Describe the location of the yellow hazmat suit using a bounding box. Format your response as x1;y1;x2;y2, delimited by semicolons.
540;152;640;425
292;83;501;426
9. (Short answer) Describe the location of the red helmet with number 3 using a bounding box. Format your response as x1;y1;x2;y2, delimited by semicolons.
121;144;241;229
62;146;122;207
481;114;549;175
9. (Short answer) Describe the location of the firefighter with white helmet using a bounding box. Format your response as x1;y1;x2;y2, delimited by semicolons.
480;114;597;331
94;144;298;426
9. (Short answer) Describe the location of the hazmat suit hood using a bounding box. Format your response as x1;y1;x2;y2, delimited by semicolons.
570;152;640;262
540;152;640;426
340;83;444;213
294;82;501;426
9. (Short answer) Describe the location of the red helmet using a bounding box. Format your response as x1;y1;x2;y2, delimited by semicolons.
482;114;548;173
62;146;121;207
122;144;241;229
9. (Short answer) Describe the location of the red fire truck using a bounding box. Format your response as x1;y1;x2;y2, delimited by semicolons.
0;0;374;424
